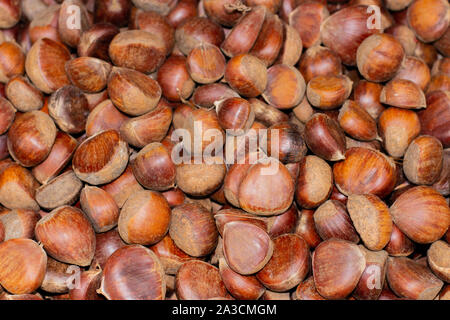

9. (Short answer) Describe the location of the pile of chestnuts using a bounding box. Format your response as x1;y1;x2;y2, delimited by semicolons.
0;0;448;301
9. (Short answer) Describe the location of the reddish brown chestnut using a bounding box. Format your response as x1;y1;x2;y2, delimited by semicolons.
80;186;119;233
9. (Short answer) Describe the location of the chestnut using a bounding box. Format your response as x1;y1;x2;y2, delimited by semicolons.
314;200;359;243
157;55;195;102
101;165;144;208
58;0;91;48
256;234;309;292
176;157;226;197
31;131;78;185
0;209;39;240
169;203;218;257
419;90;450;148
214;208;268;237
320;5;380;66
40;257;71;294
192;83;239;108
0;0;21;29
434;27;450;57
403;135;444;185
238;159;295;215
186;43;226;84
109;30;166;74
221;6;265;58
166;0;198;28
131;142;176;191
223;220;273;275
306;75;352;110
264;121;307;163
120;100;172;148
407;0;450;43
175;17;225;55
385;24;417;56
250;98;289;127
289;2;329;48
95;0;131;27
25;38;71;94
0;239;46;294
295;209;321;249
80;186;119;233
219;258;265;300
356;34;405;83
150;234;194;275
176;260;229;300
0;163;40;211
393;56;431;91
266;204;298;237
48;85;90;134
387;256;443;300
86;99;129;137
5;76;44;112
99;245;166;300
380;79;426;109
69;268;103;300
333;147;397;198
72;129;128;185
378;107;421;158
298;46;342;83
353;247;388;300
385;223;415;257
338;100;378;141
390;186;450;244
7;111;57;167
262;64;305;109
203;0;245;27
132;0;177;15
0;41;25;83
292;276;325;300
92;229;126;269
295;156;333;209
35;170;82;210
274;24;302;66
65;57;111;93
0;97;15;135
427;241;450;282
247;12;282;66
35;206;96;266
414;41;438;67
118;190;171;245
312;239;366;300
224;53;268;98
108;67;162;116
78;23;119;61
216;97;254;133
353;80;384;119
347;194;393;251
304;113;346;161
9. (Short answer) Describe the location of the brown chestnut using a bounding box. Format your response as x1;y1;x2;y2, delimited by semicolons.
157;55;195;102
306;75;352;110
380;78;426;109
407;0;450;43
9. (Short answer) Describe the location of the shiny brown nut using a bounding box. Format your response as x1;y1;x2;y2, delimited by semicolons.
0;97;15;135
157;55;195;102
338;100;378;141
65;57;111;93
186;43;226;84
58;0;91;48
223;220;273;275
333;147;397;198
169;203;218;257
385;223;415;257
150;234;194;275
0;41;25;83
407;0;450;43
274;24;302;66
380;79;426;109
109;30;166;73
393;56;431;91
419;90;450;148
48;85;90;134
119;190;171;246
101;165;144;208
99;245;166;300
85;99;129;137
176;260;229;300
80;186;120;233
249;12;283;66
256;234;309;292
35;206;96;266
25;38;71;94
72;130;128;185
92;229;126;269
353;247;388;300
289;2;329;48
298;45;342;83
108;67;162;116
306;75;352;110
7;111;57;167
379;107;421;159
77;23;119;61
312;239;366;300
0;239;46;294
